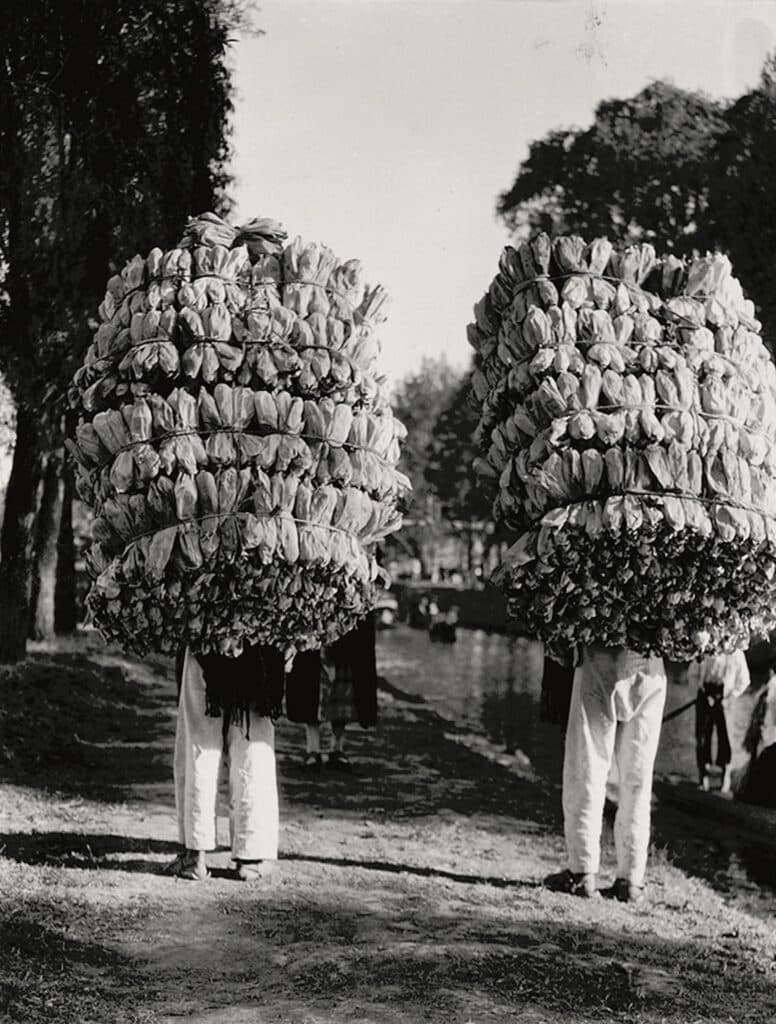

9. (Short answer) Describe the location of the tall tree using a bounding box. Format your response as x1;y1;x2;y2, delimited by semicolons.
390;356;461;576
425;371;491;524
497;66;776;352
709;56;776;349
28;451;63;640
424;371;515;573
54;461;77;635
0;0;248;660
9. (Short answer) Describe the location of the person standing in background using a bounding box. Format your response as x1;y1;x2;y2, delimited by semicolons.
688;650;750;793
286;612;378;773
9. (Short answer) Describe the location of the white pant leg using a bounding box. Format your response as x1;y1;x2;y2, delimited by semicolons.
563;665;617;875
174;649;224;852
613;671;666;886
226;714;279;861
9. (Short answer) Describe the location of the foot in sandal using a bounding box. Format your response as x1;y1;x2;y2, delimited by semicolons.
233;859;274;882
162;850;209;881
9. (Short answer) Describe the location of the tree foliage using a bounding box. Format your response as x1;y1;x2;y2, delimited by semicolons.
388;358;508;576
497;80;728;253
387;357;462;571
424;372;492;525
0;0;248;415
707;57;776;348
497;61;776;354
391;356;461;519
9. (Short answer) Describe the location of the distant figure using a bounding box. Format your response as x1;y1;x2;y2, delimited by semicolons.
738;671;776;807
688;651;750;793
285;613;378;773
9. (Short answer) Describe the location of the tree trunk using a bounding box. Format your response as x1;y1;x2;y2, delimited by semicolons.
55;460;78;634
29;451;63;641
0;404;42;662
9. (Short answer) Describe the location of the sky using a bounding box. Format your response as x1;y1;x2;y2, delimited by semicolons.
230;0;776;387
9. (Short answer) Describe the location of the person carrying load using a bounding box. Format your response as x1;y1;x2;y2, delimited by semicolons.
688;650;750;793
165;644;285;881
544;646;666;904
66;212;410;882
469;232;776;908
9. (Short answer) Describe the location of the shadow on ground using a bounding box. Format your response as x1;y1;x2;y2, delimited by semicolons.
0;649;173;801
0;829;543;890
1;885;773;1024
276;697;561;826
0;898;156;1023
0;831;180;873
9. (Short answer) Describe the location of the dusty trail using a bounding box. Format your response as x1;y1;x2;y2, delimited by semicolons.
1;632;775;1023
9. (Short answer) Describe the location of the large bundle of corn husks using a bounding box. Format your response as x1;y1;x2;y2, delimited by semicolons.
469;233;776;660
68;213;409;658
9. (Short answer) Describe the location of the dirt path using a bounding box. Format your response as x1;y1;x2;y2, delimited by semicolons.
1;632;775;1023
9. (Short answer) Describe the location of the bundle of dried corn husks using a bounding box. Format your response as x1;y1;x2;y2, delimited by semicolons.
68;213;409;658
469;233;776;660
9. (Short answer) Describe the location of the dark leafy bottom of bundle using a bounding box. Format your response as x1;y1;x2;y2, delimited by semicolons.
87;559;375;659
501;523;776;661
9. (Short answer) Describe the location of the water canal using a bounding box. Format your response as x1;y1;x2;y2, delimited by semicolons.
376;625;757;787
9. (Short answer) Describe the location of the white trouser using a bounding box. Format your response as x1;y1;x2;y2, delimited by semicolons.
173;649;279;860
562;647;666;886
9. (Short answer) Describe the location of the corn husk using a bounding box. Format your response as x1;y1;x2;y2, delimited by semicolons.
469;233;776;660
69;212;409;658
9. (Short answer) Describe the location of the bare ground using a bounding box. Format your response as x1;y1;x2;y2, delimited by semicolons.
1;631;775;1024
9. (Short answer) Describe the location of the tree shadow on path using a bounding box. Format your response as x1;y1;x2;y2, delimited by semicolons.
2;885;774;1024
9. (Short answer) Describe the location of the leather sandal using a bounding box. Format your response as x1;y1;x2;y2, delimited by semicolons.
543;868;598;898
233;859;273;882
162;851;209;881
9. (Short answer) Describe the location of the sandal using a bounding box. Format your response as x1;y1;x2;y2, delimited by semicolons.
233;859;274;882
605;878;646;905
543;868;598;898
326;751;355;774
162;851;209;881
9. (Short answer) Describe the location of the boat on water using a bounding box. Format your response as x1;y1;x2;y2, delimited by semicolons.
429;607;459;644
397;580;508;633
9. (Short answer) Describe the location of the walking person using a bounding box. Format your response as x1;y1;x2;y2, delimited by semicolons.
165;643;285;881
688;650;750;793
286;612;378;773
544;646;667;904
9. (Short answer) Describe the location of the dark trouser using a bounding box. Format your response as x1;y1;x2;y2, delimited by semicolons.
695;691;731;776
541;657;575;735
